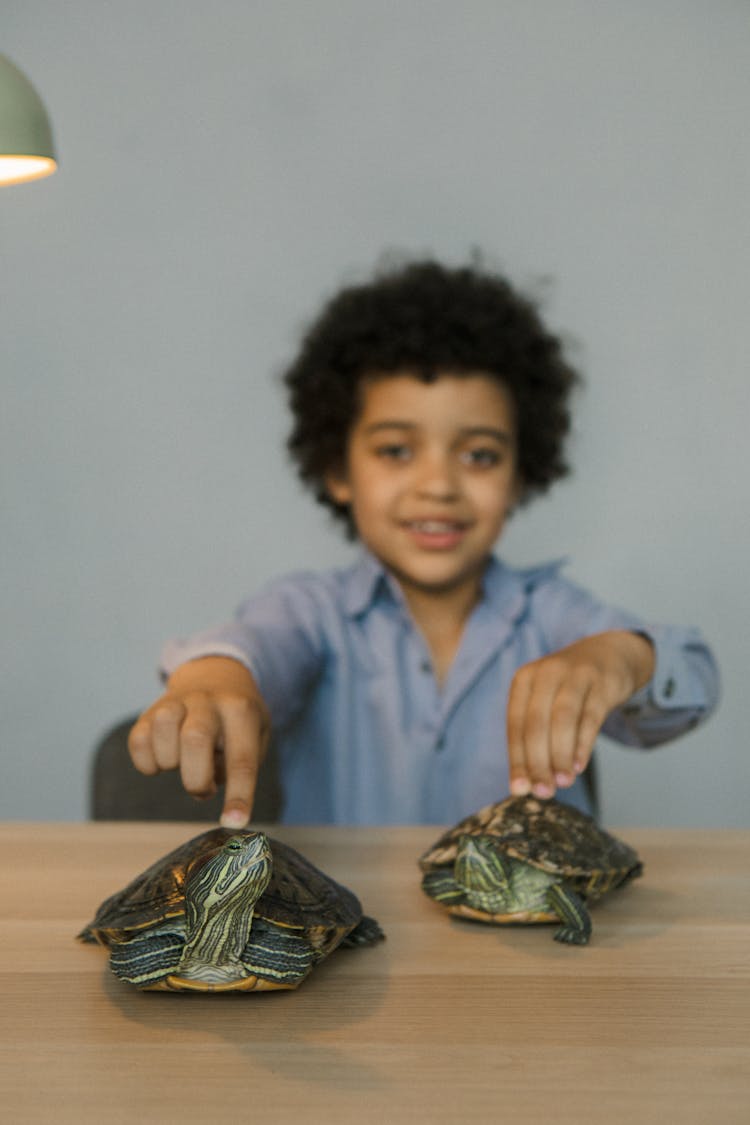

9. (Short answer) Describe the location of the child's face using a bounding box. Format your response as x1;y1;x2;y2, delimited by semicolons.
326;372;520;604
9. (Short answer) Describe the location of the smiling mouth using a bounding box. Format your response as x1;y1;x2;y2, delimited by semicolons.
406;520;464;532
402;519;470;547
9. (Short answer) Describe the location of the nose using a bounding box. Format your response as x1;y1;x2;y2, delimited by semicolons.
414;449;460;500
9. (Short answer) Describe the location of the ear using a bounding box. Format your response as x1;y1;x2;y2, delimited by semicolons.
324;467;352;506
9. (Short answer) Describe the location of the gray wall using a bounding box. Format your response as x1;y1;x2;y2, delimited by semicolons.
2;1;747;826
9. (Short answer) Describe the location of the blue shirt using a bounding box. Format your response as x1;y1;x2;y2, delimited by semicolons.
161;553;719;825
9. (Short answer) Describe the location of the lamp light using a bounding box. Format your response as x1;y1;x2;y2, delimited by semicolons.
0;53;57;185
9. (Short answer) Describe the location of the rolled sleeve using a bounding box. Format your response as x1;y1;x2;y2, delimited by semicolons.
160;629;264;681
603;624;720;747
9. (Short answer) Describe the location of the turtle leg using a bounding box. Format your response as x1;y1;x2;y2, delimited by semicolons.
108;930;185;987
342;915;385;946
421;869;465;906
546;882;592;945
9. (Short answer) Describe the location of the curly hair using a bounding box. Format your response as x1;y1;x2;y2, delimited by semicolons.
284;258;581;535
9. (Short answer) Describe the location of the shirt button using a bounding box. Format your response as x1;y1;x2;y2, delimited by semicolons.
663;677;676;699
420;661;431;674
435;735;446;752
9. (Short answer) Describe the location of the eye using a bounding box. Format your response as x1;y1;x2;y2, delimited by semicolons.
225;837;244;851
375;442;412;462
461;447;502;468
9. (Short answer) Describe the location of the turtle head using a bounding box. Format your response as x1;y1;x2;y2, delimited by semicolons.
185;832;273;919
454;833;514;912
178;832;273;982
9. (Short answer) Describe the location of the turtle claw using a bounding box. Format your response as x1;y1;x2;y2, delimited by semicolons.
553;925;589;946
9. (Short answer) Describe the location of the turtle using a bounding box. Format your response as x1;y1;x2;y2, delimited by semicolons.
418;795;643;945
78;827;383;991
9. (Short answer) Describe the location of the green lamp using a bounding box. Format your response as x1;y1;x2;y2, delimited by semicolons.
0;53;57;185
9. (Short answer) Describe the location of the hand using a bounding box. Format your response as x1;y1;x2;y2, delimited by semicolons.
127;656;270;829
506;631;655;799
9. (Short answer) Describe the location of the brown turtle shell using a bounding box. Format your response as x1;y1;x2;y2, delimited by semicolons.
80;827;364;956
419;795;642;900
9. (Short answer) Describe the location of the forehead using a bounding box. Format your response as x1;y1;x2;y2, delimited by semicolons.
354;371;516;434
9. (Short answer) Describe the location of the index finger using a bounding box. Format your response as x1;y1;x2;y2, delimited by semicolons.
217;698;268;829
506;668;533;796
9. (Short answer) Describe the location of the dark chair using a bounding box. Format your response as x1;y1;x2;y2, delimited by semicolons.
581;755;599;820
90;715;283;822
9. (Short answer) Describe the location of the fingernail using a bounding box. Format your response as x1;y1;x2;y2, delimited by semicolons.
511;778;531;796
555;772;573;787
220;809;249;829
532;783;554;799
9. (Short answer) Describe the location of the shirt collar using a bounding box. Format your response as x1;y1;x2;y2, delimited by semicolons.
342;550;565;619
341;551;399;617
480;554;567;618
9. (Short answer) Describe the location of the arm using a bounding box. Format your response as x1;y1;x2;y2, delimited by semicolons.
131;572;328;826
505;569;719;800
128;656;270;828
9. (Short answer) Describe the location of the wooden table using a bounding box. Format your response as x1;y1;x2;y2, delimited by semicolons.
1;822;748;1124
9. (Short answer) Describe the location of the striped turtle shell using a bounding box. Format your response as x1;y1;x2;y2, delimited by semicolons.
420;795;642;900
79;828;382;991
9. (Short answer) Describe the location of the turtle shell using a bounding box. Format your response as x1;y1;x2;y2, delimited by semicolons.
79;828;381;990
419;795;642;899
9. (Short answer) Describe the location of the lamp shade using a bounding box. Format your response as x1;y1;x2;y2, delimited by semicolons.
0;54;57;185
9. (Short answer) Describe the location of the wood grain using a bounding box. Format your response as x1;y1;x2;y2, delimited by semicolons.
1;822;748;1124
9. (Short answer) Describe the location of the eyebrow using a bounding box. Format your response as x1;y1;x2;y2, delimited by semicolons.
363;420;514;445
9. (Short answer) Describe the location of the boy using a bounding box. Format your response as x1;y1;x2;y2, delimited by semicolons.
128;260;718;828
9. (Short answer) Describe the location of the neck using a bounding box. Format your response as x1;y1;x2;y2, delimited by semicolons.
397;576;483;687
176;839;271;984
178;905;254;982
